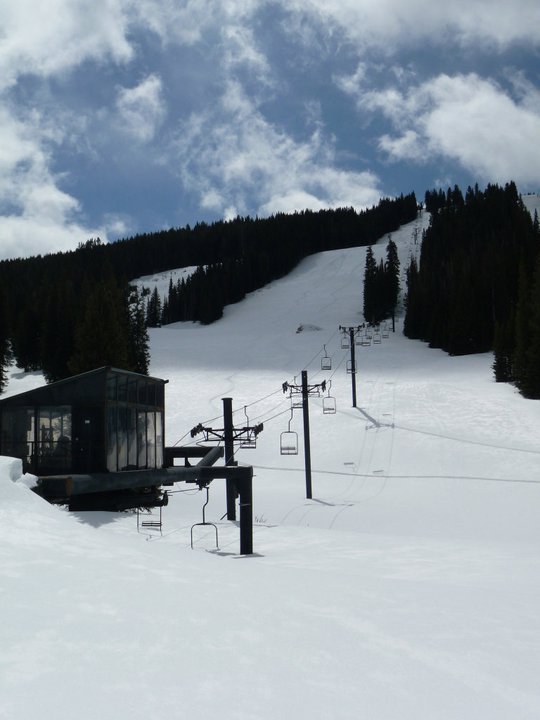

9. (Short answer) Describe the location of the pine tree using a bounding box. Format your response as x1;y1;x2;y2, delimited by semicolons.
146;286;162;327
127;286;150;375
385;236;400;314
68;276;131;375
514;256;540;397
40;280;77;383
492;314;515;382
363;246;378;323
0;287;10;393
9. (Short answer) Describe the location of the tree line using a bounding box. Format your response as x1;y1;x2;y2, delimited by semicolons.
0;194;418;392
147;194;418;327
363;236;400;325
404;182;540;397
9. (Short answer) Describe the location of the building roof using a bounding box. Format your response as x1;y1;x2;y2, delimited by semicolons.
0;366;168;407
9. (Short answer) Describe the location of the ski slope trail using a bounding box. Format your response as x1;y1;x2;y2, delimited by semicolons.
3;210;540;720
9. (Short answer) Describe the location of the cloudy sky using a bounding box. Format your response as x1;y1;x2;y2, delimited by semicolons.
1;1;539;259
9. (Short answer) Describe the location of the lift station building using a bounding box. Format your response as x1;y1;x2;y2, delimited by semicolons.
0;366;167;477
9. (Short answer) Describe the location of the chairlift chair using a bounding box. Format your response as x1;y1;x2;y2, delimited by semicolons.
321;345;332;371
373;332;382;344
280;410;299;455
346;359;354;374
341;334;350;349
280;430;299;455
190;485;219;550
240;406;257;448
323;396;337;414
382;326;389;338
322;381;337;414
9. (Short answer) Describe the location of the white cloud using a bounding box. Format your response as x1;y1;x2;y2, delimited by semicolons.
0;108;106;259
116;75;166;142
354;73;540;185
0;0;133;90
175;80;382;219
284;0;540;52
131;0;264;46
1;1;539;259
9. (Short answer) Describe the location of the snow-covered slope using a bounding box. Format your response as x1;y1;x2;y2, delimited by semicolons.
2;212;540;720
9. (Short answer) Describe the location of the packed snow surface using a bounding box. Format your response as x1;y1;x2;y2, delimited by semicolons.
2;210;540;719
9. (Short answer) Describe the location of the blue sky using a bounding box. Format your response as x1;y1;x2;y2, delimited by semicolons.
1;0;539;259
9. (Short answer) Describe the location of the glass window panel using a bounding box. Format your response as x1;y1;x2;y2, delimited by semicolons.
155;412;163;468
38;406;72;470
107;407;117;472
1;407;35;467
127;408;137;468
147;412;156;468
137;412;147;468
117;407;128;470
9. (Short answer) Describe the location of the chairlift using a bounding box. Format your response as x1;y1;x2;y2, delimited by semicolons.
365;328;373;339
382;326;389;338
355;331;364;346
323;380;336;414
280;410;299;455
341;333;350;349
190;485;219;550
321;345;332;371
346;359;354;374
240;406;257;448
361;336;371;347
373;332;382;344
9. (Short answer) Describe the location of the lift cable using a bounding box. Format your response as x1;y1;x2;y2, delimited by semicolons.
250;464;540;485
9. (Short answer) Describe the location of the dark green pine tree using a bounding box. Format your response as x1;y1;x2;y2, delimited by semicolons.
384;235;400;314
492;313;515;382
513;263;532;394
40;280;77;383
127;286;150;375
363;246;378;323
515;256;540;398
403;256;422;338
0;287;11;393
68;276;132;376
146;286;162;327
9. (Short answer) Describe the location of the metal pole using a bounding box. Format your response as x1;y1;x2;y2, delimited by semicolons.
222;397;237;521
349;328;357;408
238;474;253;555
301;370;313;499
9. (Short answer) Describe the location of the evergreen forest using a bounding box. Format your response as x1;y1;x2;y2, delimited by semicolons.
404;182;540;397
3;183;538;399
0;193;417;393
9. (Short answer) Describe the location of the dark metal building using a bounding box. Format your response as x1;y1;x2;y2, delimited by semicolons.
0;367;166;476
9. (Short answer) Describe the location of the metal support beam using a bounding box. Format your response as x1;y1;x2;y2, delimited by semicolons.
301;370;313;500
349;327;357;408
223;397;237;521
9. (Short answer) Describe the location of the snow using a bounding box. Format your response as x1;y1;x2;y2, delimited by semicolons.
134;265;199;300
2;211;540;719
